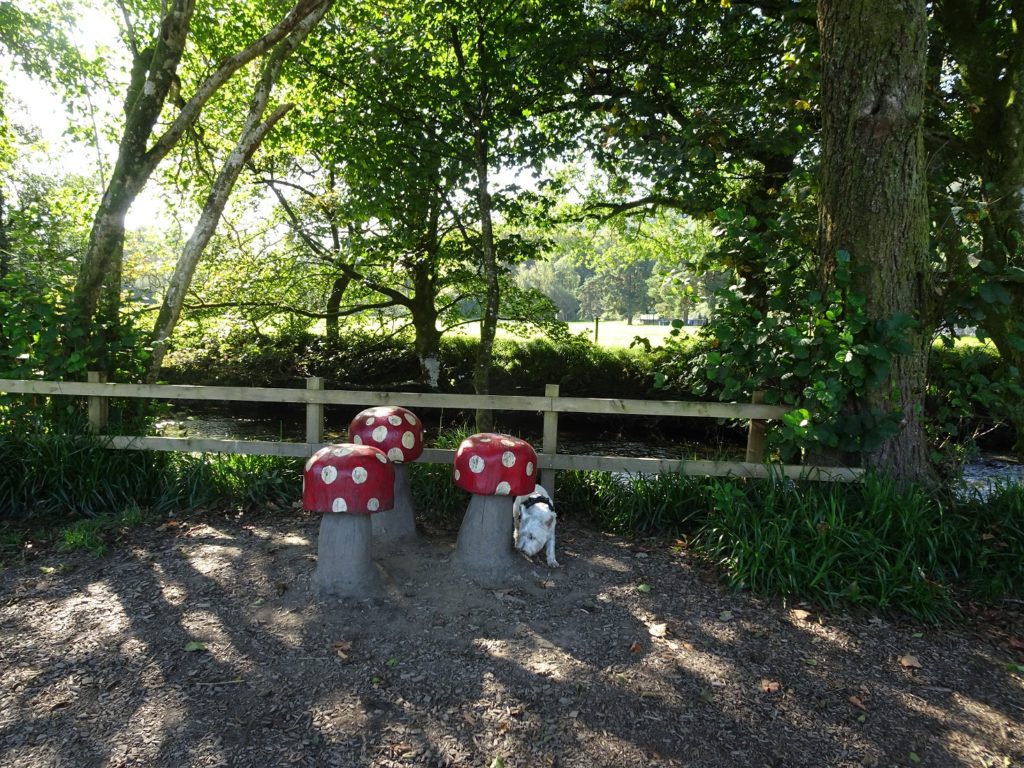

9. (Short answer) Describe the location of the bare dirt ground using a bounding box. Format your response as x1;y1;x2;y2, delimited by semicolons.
1;510;1022;768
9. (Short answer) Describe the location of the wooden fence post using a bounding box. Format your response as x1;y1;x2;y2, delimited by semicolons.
541;383;560;501
745;389;767;463
306;376;324;446
87;371;109;433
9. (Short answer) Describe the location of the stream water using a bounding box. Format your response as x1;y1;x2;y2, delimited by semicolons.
153;404;1023;497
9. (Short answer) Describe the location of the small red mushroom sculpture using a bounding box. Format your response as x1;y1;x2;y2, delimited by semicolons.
303;444;394;597
349;405;423;546
452;433;538;580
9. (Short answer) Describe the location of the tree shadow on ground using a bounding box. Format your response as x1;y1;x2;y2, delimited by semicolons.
0;513;1021;767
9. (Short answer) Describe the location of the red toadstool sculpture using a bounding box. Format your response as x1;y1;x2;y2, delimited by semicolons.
303;443;394;596
349;406;423;545
451;433;537;580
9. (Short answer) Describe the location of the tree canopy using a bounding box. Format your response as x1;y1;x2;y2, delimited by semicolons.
3;0;1024;478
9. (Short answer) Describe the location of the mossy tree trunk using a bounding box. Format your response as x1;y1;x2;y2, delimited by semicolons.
817;0;935;483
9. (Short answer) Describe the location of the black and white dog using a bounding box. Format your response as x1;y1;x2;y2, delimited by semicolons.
512;484;559;567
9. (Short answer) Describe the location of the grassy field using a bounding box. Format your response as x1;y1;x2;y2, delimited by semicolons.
457;319;698;347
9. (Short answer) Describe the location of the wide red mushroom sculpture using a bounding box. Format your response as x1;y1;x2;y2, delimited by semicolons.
349;405;423;546
452;433;538;580
303;444;394;597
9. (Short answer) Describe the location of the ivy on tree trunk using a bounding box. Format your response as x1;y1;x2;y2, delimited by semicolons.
817;0;935;483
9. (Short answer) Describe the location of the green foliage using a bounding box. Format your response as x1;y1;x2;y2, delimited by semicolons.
0;271;150;430
0;432;300;525
949;482;1024;599
59;505;146;556
558;470;712;535
685;234;918;458
926;342;1018;465
695;474;1024;622
164;453;301;511
407;426;473;524
562;468;1023;621
0;432;174;521
696;476;958;622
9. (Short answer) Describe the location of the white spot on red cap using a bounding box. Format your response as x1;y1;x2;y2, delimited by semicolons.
372;426;388;443
402;431;415;449
469;455;485;474
501;439;516;447
501;450;516;468
304;456;316;472
331;447;352;457
332;497;348;513
367;497;380;511
495;481;511;495
388;414;402;426
454;469;461;481
352;467;368;484
353;435;363;445
365;417;375;426
388;447;404;462
405;413;417;425
375;452;388;463
321;465;338;484
526;461;534;476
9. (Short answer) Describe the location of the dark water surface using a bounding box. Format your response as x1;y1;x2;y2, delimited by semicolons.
153;403;1023;496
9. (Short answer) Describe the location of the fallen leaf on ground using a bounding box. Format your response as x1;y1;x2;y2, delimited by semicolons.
848;695;868;711
629;640;643;653
184;641;207;653
648;622;669;637
636;584;652;593
760;679;782;694
719;610;733;621
333;640;352;661
790;609;811;621
899;654;922;669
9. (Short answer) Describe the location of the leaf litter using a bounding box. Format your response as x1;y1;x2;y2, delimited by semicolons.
0;514;1021;767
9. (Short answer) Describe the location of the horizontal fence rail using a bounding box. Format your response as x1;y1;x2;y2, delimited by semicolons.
1;377;865;491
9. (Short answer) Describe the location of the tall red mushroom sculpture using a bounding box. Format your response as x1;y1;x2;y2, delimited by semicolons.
349;405;423;546
303;444;394;597
452;433;538;581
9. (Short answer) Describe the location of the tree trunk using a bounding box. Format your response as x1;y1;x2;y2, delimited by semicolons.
472;88;498;431
324;275;350;343
0;187;11;279
409;261;442;390
145;1;331;383
817;0;934;483
70;0;332;354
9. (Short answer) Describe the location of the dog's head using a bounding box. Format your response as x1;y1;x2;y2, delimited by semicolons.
515;492;555;557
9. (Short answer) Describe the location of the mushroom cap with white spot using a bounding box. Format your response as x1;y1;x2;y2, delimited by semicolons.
348;406;423;463
452;432;537;496
302;443;394;515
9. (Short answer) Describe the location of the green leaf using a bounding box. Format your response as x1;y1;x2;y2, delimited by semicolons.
978;282;1012;305
184;641;207;653
637;583;652;593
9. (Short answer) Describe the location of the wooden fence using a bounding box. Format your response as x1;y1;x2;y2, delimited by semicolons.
0;375;863;497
